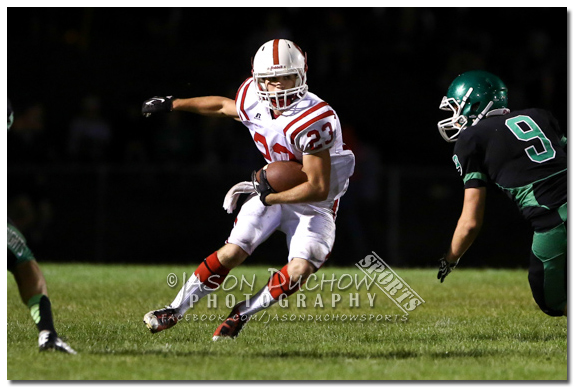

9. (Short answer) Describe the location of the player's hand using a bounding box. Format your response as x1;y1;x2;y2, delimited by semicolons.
251;168;275;206
142;96;174;117
437;255;459;283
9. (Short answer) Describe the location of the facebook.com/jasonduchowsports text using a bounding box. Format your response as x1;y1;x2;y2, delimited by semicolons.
178;311;409;324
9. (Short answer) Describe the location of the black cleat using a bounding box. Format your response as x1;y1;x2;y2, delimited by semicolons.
143;307;181;334
38;330;77;354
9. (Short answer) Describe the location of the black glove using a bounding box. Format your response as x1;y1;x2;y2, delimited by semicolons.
142;96;174;117
251;168;275;206
437;255;459;283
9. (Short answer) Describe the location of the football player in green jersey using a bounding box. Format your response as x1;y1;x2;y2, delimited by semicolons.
436;71;567;317
7;100;76;353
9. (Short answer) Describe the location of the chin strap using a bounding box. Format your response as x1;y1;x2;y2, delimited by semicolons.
485;108;511;117
472;101;494;126
473;106;510;126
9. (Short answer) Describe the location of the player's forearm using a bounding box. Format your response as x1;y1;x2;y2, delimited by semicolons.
446;218;482;262
446;187;486;262
172;96;236;118
266;181;329;205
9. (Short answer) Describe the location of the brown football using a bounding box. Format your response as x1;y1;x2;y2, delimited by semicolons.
256;161;308;192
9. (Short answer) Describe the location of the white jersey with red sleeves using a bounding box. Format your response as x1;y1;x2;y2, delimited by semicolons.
235;78;355;204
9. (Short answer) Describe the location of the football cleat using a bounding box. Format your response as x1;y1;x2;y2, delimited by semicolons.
38;330;77;354
143;307;181;334
212;307;249;341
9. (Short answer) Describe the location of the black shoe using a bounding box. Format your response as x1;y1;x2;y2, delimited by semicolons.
143;307;181;334
38;330;77;354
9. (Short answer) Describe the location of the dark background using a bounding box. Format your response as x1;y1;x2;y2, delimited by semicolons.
7;8;567;268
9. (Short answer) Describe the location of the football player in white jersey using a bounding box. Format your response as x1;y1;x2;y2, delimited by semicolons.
142;39;355;340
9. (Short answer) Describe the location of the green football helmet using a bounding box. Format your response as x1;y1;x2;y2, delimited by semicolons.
438;70;508;142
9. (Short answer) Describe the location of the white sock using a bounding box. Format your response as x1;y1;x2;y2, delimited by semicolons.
236;286;278;317
170;273;216;316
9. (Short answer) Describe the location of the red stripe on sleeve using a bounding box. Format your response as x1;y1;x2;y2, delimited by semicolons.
235;78;252;101
289;110;335;144
283;101;329;137
331;199;339;219
236;78;253;121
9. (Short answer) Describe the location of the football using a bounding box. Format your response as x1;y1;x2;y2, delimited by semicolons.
255;161;308;192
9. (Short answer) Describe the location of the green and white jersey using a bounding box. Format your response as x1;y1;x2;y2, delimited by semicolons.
453;108;567;231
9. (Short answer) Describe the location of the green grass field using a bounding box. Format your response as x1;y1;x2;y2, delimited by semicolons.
7;263;567;380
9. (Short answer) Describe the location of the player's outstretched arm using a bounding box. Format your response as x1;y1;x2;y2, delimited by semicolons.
142;95;239;119
173;97;239;119
265;150;331;205
446;187;486;262
438;187;486;282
